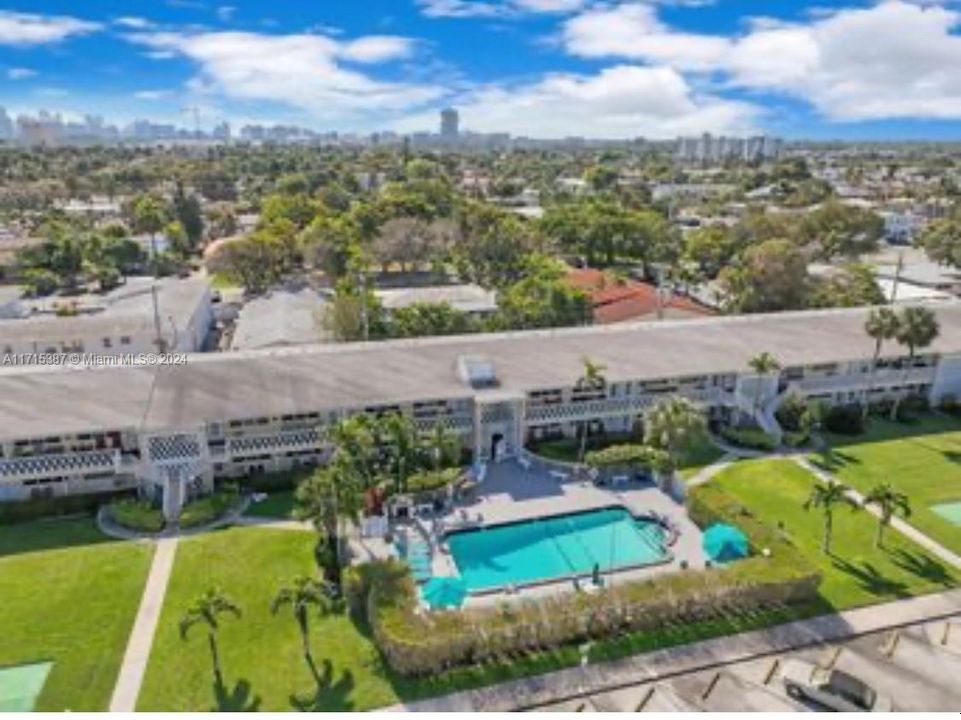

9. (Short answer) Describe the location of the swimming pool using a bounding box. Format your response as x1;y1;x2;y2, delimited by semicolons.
446;506;669;592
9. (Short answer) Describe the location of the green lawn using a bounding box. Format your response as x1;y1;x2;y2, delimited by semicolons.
244;490;296;520
0;518;154;710
136;526;401;711
812;414;961;556
136;525;833;711
677;434;726;480
709;458;960;610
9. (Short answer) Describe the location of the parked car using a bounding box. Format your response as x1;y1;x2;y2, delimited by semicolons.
781;659;894;712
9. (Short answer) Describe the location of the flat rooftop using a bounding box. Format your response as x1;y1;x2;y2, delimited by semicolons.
2;302;961;440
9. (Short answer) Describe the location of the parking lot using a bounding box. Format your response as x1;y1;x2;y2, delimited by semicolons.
533;616;961;712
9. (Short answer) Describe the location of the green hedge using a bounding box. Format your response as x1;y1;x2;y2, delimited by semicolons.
240;467;314;493
0;489;133;525
360;484;820;675
719;426;778;451
407;468;461;495
782;431;810;448
178;488;240;528
107;498;165;533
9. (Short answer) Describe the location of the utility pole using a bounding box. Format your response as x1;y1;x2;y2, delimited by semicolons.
151;282;167;352
889;251;904;304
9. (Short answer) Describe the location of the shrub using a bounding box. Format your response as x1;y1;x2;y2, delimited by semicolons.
897;394;929;422
719;425;777;451
108;498;165;533
406;467;460;495
241;467;313;493
823;404;865;436
362;484;820;676
178;487;240;528
0;490;133;525
939;394;961;417
775;393;808;432
782;431;810;448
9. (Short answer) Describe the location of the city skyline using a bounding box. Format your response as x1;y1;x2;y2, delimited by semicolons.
4;1;961;140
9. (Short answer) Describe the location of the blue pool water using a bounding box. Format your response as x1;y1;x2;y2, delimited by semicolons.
447;507;668;592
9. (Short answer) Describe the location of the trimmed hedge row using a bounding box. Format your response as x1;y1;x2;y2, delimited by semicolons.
0;489;133;525
718;426;778;452
355;483;821;676
107;498;165;532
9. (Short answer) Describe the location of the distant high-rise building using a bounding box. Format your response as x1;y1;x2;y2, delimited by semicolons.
0;107;13;141
440;108;459;139
675;133;783;163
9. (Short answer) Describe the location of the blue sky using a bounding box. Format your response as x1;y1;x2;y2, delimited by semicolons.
3;0;961;139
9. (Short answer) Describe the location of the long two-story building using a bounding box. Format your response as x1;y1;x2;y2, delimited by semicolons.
2;303;961;520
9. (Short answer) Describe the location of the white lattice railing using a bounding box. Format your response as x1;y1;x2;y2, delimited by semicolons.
796;367;936;395
413;415;474;434
0;449;120;481
525;389;724;426
226;429;322;458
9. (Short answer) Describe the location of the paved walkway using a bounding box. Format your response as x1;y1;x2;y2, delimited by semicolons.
684;452;738;488
792;455;961;571
394;588;961;711
234;515;311;531
109;537;179;712
96;496;250;541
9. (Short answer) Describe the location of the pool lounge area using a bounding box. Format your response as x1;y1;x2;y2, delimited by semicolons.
356;457;710;609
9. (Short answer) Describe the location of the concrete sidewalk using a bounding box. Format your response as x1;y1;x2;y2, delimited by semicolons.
394;589;961;711
109;537;179;712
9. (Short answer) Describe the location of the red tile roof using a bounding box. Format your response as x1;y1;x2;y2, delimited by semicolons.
565;268;715;325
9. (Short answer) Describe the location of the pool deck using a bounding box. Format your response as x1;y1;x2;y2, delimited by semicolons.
348;458;708;608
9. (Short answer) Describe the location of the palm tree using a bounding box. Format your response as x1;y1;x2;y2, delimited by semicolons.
642;396;706;477
863;307;900;421
804;479;859;555
747;351;781;418
294;459;363;568
574;357;607;463
863;482;911;549
271;576;332;673
423;421;461;471
179;588;242;686
890;306;940;419
132;194;167;260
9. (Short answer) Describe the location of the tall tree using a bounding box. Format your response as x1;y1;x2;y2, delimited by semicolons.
642;396;707;475
804;479;859;555
863;307;900;420
179;588;242;686
270;576;332;672
863;482;910;549
891;306;940;419
747;351;781;418
132;194;168;260
574;357;607;463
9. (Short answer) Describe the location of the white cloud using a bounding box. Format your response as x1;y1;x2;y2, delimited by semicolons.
114;16;153;30
561;0;961;122
0;11;100;46
393;65;758;138
417;0;586;19
7;67;37;80
125;31;442;123
563;3;729;70
134;89;173;100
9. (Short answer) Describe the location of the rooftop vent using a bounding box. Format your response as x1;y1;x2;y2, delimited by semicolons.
457;355;498;389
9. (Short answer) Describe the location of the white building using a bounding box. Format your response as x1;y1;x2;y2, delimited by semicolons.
0;277;213;357
375;284;498;317
2;304;961;519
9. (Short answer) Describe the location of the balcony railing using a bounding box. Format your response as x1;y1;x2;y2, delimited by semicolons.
525;389;723;426
0;449;120;481
226;429;322;459
796;367;936;395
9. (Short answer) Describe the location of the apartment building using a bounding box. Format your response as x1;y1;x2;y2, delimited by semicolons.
0;277;213;357
1;304;960;520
